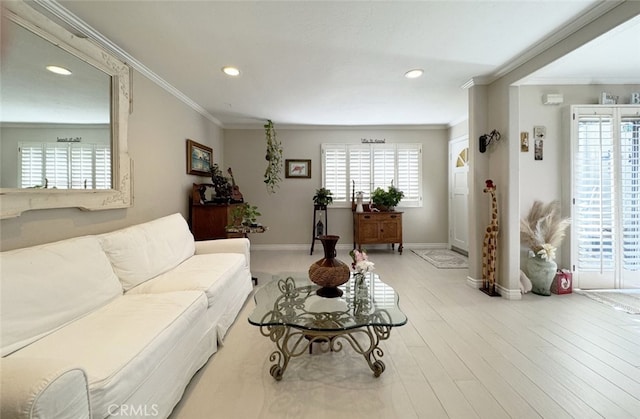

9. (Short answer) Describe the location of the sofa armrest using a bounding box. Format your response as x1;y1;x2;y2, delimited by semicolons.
0;358;91;419
195;238;251;268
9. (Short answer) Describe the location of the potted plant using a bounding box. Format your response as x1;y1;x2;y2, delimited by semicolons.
209;164;231;203
371;185;404;211
229;203;261;227
313;187;333;207
263;120;283;194
520;200;571;295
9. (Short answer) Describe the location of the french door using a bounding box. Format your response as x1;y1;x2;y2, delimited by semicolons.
572;106;640;289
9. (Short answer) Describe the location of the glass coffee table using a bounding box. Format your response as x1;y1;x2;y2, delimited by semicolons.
248;272;407;380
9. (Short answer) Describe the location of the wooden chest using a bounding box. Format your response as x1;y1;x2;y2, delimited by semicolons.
353;211;403;253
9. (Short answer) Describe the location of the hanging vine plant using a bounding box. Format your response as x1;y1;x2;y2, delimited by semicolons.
263;119;283;194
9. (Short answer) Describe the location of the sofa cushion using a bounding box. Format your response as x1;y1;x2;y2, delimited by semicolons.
99;213;196;291
126;253;246;306
0;358;90;419
0;236;122;357
7;291;209;419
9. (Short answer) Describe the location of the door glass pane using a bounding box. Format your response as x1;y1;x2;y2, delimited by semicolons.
620;116;640;273
575;116;615;272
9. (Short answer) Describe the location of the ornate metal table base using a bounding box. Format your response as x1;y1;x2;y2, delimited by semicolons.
260;324;391;380
249;276;407;381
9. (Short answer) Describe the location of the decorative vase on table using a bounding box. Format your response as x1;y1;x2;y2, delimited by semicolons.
355;192;364;213
309;235;350;298
353;273;368;301
353;273;371;316
526;254;557;296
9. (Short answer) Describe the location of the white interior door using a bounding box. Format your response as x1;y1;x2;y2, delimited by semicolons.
449;137;469;252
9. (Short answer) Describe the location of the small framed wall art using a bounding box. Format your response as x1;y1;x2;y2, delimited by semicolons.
520;132;529;152
186;139;213;176
533;126;546;161
285;159;311;178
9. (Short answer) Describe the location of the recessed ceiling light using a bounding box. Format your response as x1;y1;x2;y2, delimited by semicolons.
404;69;424;79
222;66;240;77
46;65;72;75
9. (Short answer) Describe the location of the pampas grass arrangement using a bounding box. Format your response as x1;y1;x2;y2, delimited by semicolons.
520;200;571;262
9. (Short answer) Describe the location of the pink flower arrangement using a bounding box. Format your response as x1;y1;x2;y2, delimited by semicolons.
350;249;375;274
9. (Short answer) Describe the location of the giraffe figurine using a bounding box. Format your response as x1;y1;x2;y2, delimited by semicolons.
482;179;499;295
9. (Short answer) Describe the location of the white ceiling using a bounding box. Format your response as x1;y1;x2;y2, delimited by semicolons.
12;1;640;127
0;15;112;124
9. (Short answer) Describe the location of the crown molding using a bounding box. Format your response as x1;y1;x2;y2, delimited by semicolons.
31;0;224;128
460;76;492;89
488;1;626;84
223;123;449;130
520;76;640;86
447;114;469;128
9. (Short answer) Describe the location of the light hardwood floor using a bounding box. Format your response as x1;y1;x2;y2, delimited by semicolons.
170;249;640;419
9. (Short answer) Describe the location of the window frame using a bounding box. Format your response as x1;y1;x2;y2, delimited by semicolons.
18;142;111;190
321;143;422;208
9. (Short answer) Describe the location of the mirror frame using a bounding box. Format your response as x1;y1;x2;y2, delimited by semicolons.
0;1;132;219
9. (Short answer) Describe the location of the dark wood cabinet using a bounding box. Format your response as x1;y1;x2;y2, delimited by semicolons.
188;184;241;240
353;211;403;253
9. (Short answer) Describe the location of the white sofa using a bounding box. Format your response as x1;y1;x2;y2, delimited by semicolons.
0;213;253;419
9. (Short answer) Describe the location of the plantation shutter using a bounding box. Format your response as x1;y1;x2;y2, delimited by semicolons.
349;145;372;200
575;114;615;277
95;146;111;189
620;113;640;274
45;144;70;189
397;144;421;205
71;144;94;189
372;145;395;191
322;144;348;202
18;142;111;190
322;143;422;207
19;145;44;188
572;106;640;288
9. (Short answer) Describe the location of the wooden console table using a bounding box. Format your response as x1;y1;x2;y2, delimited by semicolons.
353;211;403;253
188;183;241;240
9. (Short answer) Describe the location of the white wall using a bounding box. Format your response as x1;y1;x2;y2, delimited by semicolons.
466;3;640;298
467;85;489;283
448;119;468;141
223;127;450;248
0;71;223;251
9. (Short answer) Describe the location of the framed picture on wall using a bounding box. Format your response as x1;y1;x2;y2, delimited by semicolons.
285;159;311;178
186;139;213;176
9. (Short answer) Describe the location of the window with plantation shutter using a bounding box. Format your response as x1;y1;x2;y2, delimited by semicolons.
397;145;421;203
19;142;111;190
349;145;371;200
71;144;94;189
323;145;348;202
95;146;111;189
572;106;640;289
322;143;422;207
45;145;70;189
19;145;44;188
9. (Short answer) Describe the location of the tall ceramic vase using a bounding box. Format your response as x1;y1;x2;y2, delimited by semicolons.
309;235;350;298
526;255;557;296
355;192;364;213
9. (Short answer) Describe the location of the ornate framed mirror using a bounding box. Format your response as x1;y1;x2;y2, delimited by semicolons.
0;1;132;218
